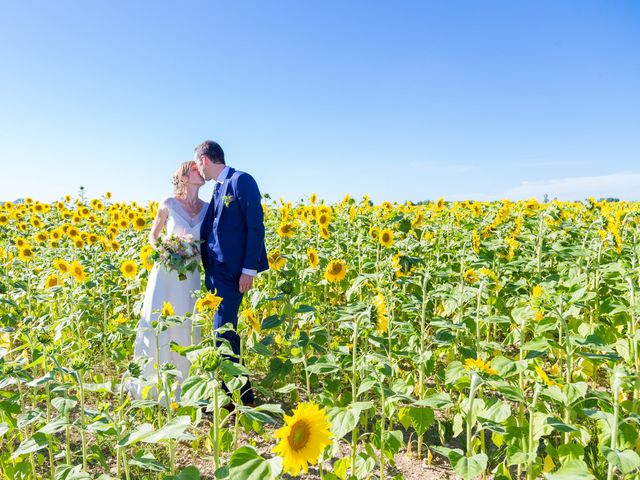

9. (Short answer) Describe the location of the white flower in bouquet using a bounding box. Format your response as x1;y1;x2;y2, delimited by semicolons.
151;233;202;280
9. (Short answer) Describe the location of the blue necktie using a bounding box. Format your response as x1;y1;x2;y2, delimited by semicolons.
210;181;224;262
213;181;222;215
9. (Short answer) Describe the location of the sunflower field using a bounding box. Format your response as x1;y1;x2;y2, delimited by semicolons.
1;194;640;480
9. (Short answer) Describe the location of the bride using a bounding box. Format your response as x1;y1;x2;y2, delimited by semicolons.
129;160;208;400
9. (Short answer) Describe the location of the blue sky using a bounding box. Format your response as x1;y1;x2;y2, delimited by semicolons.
1;1;639;204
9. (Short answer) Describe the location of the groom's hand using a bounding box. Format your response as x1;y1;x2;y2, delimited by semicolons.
239;274;254;293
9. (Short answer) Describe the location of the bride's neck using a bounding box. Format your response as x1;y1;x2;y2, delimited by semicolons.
177;187;199;204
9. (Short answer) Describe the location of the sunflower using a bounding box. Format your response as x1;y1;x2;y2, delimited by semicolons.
105;191;112;199
531;285;544;299
240;308;261;332
319;226;330;240
14;237;30;249
18;247;34;262
268;251;287;271
369;226;380;240
100;237;111;251
324;260;346;282
534;365;560;387
34;232;48;243
373;292;389;333
161;301;174;317
53;259;69;274
464;358;497;376
120;260;138;280
114;315;128;324
348;205;357;222
318;205;331;216
317;212;331;227
379;228;394;248
525;198;540;212
70;261;87;283
49;229;62;241
471;230;480;254
74;238;85;249
309;193;318;204
463;269;478;284
277;222;296;238
391;254;417;277
272;402;333;476
45;275;62;289
196;291;223;313
411;211;424;228
307;248;319;269
0;213;8;225
30;216;43;228
140;245;155;270
133;216;147;231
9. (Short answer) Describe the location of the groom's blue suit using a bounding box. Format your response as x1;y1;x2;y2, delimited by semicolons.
200;166;268;403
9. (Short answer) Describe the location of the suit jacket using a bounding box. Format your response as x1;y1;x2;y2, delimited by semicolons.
200;167;269;281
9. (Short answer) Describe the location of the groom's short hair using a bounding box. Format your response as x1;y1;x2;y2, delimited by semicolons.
195;140;225;165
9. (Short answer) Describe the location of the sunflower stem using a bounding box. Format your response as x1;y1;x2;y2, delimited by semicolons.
466;372;481;456
379;378;386;480
416;271;431;459
526;383;542;480
350;313;360;476
607;368;622;480
212;380;220;471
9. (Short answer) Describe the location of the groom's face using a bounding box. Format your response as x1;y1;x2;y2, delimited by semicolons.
195;155;214;180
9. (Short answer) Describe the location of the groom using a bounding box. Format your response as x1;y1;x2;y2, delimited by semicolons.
195;140;269;405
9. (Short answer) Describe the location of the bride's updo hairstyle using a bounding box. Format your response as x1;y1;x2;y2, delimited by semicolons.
172;161;196;197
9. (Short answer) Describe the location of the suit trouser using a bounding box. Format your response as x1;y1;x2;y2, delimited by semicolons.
209;259;254;404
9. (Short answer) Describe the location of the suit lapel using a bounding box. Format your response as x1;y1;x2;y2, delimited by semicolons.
201;191;216;245
214;167;234;224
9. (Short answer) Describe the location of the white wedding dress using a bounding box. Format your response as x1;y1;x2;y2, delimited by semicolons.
129;196;208;400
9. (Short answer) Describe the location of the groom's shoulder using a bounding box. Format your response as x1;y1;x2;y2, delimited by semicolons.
231;169;258;186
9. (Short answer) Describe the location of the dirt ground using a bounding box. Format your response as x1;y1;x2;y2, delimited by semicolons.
169;417;459;480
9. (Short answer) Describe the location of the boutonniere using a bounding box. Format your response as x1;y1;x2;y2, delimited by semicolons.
223;195;234;208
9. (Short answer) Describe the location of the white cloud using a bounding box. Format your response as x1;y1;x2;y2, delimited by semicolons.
503;172;640;201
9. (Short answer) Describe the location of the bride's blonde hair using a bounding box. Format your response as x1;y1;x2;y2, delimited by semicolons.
172;161;196;197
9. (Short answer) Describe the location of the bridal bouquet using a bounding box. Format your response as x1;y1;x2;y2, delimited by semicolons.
151;233;201;280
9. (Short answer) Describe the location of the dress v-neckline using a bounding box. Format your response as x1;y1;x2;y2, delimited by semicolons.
170;198;206;225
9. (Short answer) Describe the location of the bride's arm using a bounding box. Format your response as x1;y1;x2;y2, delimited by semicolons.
148;203;169;247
